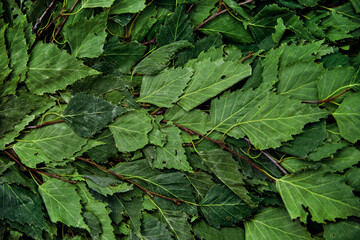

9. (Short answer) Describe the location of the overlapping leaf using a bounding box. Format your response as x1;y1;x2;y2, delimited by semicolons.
276;168;360;223
138;67;193;107
178;58;252;111
156;5;194;47
333;93;360;143
63;93;127;138
210;87;327;149
63;11;108;58
39;178;89;230
245;207;312;240
109;110;152;152
26;43;99;95
200;184;252;228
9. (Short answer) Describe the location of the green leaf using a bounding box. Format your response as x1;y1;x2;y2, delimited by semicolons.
189;0;217;26
138;67;193;107
160;211;194;240
178;59;252;111
325;146;360;172
130;5;158;42
109;0;146;14
141;213;172;240
345;167;360;191
200;14;254;44
199;149;253;207
63;93;127;138
185;171;214;201
71;74;132;96
245;207;312;240
210;87;327;150
156;5;194;47
82;0;115;8
39;178;89;230
276;168;360;223
1;19;28;96
27;42;99;95
317;67;356;100
323;220;360;240
308;141;348;162
333;93;360;143
77;183;115;240
350;0;360;13
102;38;147;74
165;105;212;135
0;183;49;232
248;4;292;43
63;11;107;58
109;110;152;152
176;33;223;66
0;95;34;137
298;0;319;7
200;184;252;228
0;25;11;83
133;40;193;75
193;220;245;240
321;12;360;41
278;121;327;158
13;122;87;165
278;61;323;101
154;125;192;172
272;18;286;43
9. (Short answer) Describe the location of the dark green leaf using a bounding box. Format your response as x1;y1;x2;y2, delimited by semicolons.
63;93;127;138
157;5;194;47
200;184;252;228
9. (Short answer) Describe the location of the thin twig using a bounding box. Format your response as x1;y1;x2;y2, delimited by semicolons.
302;88;351;104
76;157;185;205
26;120;65;129
186;4;194;14
4;150;76;184
194;0;255;31
32;0;58;33
143;37;156;45
240;51;254;63
244;137;288;175
51;0;80;43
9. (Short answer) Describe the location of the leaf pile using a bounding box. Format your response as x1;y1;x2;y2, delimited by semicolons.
1;0;360;239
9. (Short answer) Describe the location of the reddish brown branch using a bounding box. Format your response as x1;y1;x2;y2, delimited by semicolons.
160;120;276;182
4;150;76;184
26;120;65;129
186;4;194;14
51;0;80;43
240;51;254;63
76;157;185;205
302;88;351;104
143;37;157;45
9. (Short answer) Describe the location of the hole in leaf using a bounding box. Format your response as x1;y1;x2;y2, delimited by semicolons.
221;75;226;79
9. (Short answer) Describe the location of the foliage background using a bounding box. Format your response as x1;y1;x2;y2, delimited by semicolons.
1;0;360;239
